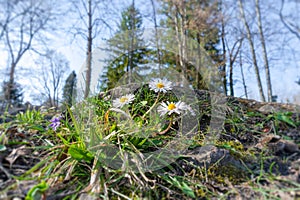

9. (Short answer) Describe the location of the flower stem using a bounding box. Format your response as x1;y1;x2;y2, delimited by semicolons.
142;92;160;119
158;117;173;135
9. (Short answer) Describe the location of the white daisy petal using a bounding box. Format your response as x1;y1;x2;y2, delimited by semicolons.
157;101;182;116
149;78;173;93
112;94;135;108
177;101;196;116
157;101;196;116
157;102;169;116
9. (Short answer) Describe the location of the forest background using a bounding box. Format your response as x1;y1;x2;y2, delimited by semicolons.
0;0;299;108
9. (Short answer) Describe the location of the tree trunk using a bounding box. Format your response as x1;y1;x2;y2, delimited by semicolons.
173;3;187;86
84;0;93;99
6;62;17;104
128;0;135;83
196;33;202;89
229;58;234;96
239;48;248;99
238;0;265;102
221;14;227;95
180;4;187;86
173;9;182;85
255;0;272;102
150;0;162;73
228;39;243;97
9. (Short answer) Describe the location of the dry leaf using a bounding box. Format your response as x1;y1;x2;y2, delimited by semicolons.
5;145;29;167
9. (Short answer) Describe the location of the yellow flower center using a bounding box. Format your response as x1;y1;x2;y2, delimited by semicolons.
168;103;176;110
120;97;128;103
156;82;164;89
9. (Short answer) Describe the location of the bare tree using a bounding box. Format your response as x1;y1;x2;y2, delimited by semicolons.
225;38;243;97
255;0;272;102
219;0;246;96
32;50;70;107
85;0;93;99
239;45;248;99
220;9;227;95
70;0;113;99
280;0;300;41
0;3;9;41
2;0;59;104
150;0;162;69
238;0;265;102
0;0;20;41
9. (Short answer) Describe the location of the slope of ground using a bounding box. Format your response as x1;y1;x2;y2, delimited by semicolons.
0;90;299;199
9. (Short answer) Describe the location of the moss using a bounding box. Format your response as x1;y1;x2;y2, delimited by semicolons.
195;187;209;198
215;140;248;160
206;164;249;185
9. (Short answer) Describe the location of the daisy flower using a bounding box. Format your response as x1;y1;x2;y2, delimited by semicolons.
149;78;173;93
157;101;196;117
157;101;184;116
112;94;135;108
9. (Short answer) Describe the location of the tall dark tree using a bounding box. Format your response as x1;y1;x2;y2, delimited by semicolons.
2;81;23;107
62;71;77;108
102;1;146;90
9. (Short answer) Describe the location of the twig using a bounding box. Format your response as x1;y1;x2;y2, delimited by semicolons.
0;163;12;179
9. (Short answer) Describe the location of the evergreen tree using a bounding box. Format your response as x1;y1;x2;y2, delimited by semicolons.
62;71;77;108
2;81;23;107
101;2;147;90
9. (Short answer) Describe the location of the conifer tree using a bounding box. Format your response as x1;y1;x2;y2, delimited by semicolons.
101;1;147;90
2;81;23;107
62;71;77;108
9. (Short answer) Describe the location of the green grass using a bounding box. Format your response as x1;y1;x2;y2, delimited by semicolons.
0;86;300;199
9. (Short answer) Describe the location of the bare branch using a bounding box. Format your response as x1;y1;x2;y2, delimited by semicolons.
280;0;300;40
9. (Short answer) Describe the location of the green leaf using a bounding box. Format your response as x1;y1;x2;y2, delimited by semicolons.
181;181;196;198
282;135;292;141
57;133;69;145
0;145;6;151
169;176;181;187
138;138;147;146
28;125;45;132
165;176;195;198
140;101;147;106
277;113;296;127
25;180;48;200
68;145;94;163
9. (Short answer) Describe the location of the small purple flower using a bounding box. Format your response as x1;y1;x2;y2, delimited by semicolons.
49;116;62;131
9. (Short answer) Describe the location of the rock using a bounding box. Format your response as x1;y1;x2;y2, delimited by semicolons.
173;145;246;176
255;134;299;154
